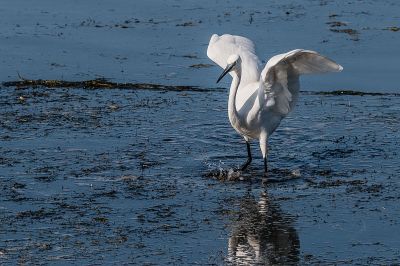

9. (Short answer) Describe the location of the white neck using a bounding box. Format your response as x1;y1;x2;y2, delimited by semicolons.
228;72;241;127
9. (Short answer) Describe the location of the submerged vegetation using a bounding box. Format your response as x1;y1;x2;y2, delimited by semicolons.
3;77;399;97
2;77;212;92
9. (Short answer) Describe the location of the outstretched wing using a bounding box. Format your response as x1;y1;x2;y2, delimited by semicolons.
207;34;261;86
260;49;343;116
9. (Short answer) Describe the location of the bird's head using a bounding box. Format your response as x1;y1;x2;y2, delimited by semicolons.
216;54;241;83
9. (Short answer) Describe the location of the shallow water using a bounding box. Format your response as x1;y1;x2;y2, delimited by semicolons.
1;86;399;264
1;0;400;265
1;0;400;91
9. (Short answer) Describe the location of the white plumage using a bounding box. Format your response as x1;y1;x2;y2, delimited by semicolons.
207;34;343;174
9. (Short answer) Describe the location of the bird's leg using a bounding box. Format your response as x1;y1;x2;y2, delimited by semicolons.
240;141;252;171
259;135;268;175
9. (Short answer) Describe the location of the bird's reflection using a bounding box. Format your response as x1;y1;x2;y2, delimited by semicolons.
227;190;300;265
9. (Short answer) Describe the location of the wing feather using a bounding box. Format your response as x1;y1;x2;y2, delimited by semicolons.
261;49;343;116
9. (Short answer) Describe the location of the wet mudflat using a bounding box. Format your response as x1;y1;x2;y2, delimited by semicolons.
1;85;399;264
1;0;400;265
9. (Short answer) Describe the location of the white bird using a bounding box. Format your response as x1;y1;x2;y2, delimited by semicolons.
207;34;343;175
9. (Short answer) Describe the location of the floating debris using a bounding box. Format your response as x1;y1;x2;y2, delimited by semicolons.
18;95;26;102
326;21;347;27
384;26;400;32
120;175;140;181
189;63;214;69
312;148;356;159
305;178;366;189
79;18;136;29
314;90;400;96
108;103;120;110
176;20;201;27
182;54;199;59
93;216;109;223
330;28;359;41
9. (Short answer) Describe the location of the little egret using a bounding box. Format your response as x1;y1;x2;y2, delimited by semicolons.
207;34;342;174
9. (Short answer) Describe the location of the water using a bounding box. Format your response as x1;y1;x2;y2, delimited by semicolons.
1;0;400;91
1;0;400;265
1;87;399;264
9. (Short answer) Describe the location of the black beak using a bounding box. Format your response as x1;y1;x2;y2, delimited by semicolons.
216;63;235;83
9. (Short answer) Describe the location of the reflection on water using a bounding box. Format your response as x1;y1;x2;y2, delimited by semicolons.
227;190;299;265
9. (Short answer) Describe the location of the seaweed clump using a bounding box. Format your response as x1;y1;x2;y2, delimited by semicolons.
2;76;213;92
